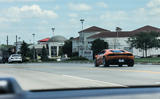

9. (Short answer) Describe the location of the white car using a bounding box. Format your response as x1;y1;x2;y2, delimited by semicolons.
8;54;22;63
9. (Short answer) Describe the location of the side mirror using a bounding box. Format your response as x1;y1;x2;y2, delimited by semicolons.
0;78;23;94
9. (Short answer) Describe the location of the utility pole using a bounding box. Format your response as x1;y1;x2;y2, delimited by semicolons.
6;35;8;46
32;33;35;61
16;35;17;53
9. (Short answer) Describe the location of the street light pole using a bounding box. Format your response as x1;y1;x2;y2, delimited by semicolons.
32;33;35;61
80;19;84;30
6;35;8;46
80;19;85;56
16;35;17;54
80;19;85;46
115;27;121;49
51;28;55;36
115;29;118;49
18;37;21;41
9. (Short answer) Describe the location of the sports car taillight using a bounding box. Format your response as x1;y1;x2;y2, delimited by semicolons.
107;54;133;56
107;54;115;56
127;54;133;56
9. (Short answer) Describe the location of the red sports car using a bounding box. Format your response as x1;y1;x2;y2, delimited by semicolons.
94;49;134;67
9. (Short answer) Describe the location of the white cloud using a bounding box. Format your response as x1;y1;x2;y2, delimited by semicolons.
18;5;57;18
40;20;49;24
133;8;147;18
68;13;78;18
99;3;160;30
100;11;128;21
54;5;60;10
0;17;8;22
149;7;160;15
0;0;53;2
68;3;92;11
145;0;160;16
146;0;160;16
147;0;160;8
0;5;58;22
69;18;78;24
0;0;37;2
100;0;160;26
97;2;108;8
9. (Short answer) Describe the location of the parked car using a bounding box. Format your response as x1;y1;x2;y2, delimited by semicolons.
8;54;22;63
94;49;134;67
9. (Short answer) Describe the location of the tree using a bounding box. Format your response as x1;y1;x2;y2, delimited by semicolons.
62;39;72;57
41;46;48;61
0;44;15;62
58;46;63;56
128;32;160;57
27;48;33;60
91;39;108;58
20;41;30;61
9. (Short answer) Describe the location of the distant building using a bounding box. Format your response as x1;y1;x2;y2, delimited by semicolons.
47;36;67;58
72;26;109;60
35;35;67;58
72;25;160;60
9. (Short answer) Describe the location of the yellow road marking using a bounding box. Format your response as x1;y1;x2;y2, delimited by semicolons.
115;69;160;74
91;68;160;74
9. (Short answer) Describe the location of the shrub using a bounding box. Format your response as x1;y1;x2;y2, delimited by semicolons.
72;52;78;57
68;56;88;61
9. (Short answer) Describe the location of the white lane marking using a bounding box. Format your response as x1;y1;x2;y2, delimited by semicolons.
63;75;125;87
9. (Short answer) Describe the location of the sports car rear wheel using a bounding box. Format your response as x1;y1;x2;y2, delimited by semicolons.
128;63;134;67
94;59;99;67
119;64;123;67
103;57;109;67
128;61;134;67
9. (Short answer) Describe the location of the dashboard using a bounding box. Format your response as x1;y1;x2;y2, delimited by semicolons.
0;78;160;99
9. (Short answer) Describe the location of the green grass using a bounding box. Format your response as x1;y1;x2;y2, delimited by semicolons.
135;57;160;63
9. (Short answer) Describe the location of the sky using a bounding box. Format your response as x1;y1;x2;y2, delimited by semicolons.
0;0;160;44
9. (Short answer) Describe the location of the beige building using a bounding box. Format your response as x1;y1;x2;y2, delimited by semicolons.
72;25;160;60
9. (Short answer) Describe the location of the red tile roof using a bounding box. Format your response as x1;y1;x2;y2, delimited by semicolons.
38;37;50;42
72;37;79;41
87;31;132;39
132;25;160;33
78;26;110;33
88;25;160;39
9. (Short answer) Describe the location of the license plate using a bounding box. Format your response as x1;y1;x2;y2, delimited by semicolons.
119;59;124;62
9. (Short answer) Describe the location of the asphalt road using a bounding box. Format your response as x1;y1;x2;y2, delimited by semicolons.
0;63;160;90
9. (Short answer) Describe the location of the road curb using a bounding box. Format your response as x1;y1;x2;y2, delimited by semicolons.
19;61;160;65
135;62;160;65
